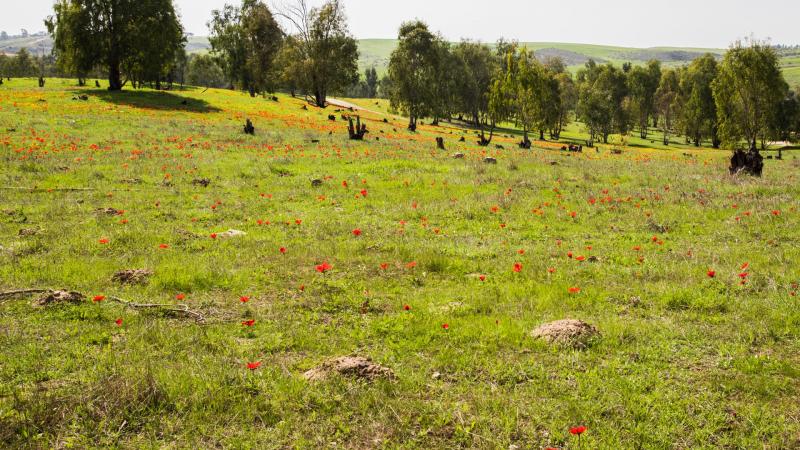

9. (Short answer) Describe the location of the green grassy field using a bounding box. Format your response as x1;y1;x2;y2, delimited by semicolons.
1;78;799;448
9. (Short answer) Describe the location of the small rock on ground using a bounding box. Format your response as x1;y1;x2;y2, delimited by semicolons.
217;229;246;239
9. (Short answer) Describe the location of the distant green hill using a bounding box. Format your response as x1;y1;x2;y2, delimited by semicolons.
2;35;797;87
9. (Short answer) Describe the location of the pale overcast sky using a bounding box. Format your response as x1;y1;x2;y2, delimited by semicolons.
4;0;799;48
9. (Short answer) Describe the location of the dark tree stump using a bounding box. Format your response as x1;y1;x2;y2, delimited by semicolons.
729;149;763;177
328;115;336;121
348;116;367;140
96;80;101;88
244;119;255;135
436;137;445;150
38;77;45;88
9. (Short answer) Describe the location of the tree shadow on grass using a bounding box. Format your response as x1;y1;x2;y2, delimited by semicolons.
77;88;221;113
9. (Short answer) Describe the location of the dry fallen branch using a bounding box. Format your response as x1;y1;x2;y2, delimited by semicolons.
108;296;206;324
0;289;53;305
0;187;97;192
0;289;205;323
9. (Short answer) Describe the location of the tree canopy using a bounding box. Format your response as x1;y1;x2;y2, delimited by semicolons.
46;0;185;90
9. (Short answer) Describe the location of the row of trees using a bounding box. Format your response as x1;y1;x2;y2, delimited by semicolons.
386;23;799;149
46;0;361;105
47;0;187;89
207;0;359;105
0;49;57;78
34;1;800;147
575;41;798;149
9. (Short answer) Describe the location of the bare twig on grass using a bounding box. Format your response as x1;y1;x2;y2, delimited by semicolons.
0;289;53;305
0;187;96;192
0;289;206;323
107;296;206;324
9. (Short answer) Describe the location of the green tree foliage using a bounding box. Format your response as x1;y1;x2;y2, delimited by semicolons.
627;60;661;139
365;67;378;98
187;54;226;88
11;48;37;77
47;0;185;90
713;40;788;150
209;0;283;96
552;71;578;139
46;0;96;85
678;54;719;147
277;0;359;107
452;41;497;140
577;61;630;144
342;67;379;98
655;68;681;145
387;21;442;130
772;89;799;142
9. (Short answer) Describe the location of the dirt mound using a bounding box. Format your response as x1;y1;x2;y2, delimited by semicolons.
112;269;153;285
34;290;85;307
18;228;39;236
531;319;600;349
96;207;123;216
303;356;395;382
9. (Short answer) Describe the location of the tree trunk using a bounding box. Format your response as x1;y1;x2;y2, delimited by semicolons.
108;59;122;91
539;130;545;141
314;90;326;108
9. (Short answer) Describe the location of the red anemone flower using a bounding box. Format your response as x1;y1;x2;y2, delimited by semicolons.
569;426;587;435
247;361;262;370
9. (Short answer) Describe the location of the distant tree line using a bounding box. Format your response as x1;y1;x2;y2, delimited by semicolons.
385;24;800;149
43;0;360;106
45;0;186;90
25;1;800;146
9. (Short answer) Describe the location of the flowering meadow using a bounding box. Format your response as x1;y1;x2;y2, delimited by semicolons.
1;78;799;448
